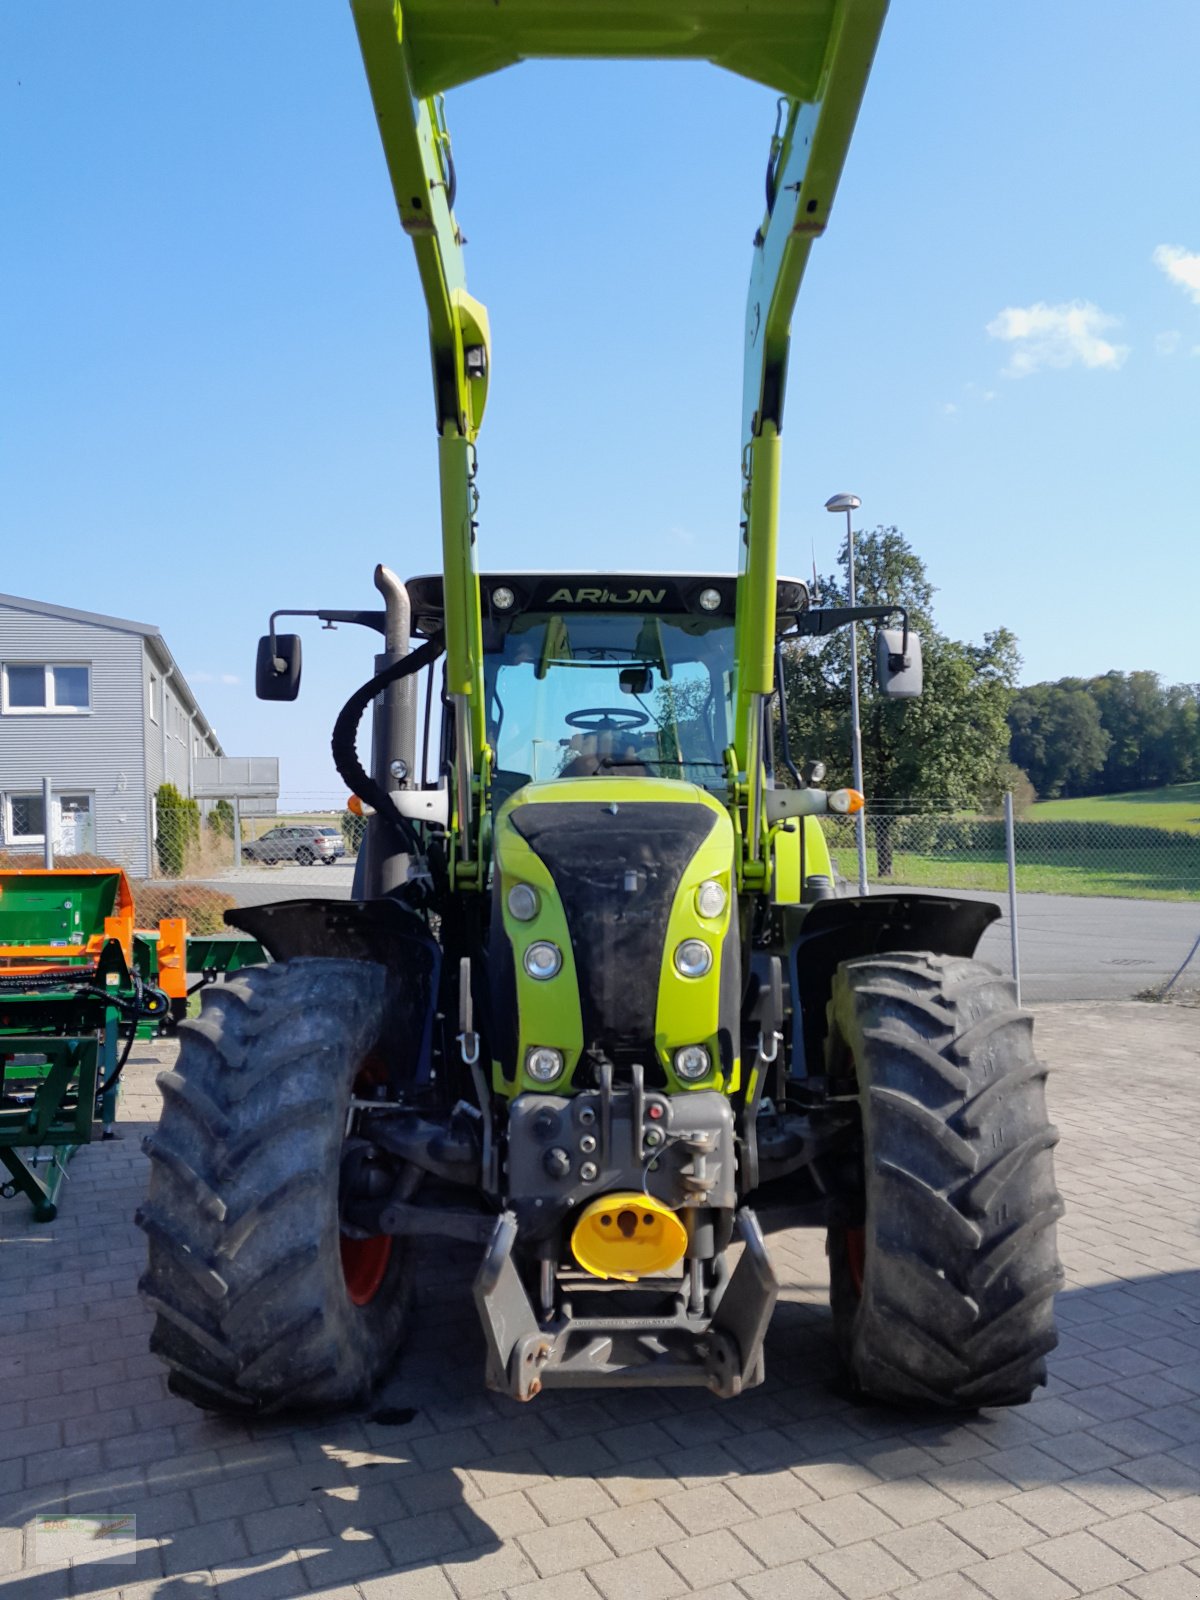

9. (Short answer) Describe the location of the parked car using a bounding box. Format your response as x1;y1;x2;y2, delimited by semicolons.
242;825;346;866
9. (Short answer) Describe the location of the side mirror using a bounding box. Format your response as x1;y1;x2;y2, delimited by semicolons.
256;634;302;701
876;628;922;699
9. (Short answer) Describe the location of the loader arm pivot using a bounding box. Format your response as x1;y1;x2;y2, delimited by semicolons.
350;0;888;878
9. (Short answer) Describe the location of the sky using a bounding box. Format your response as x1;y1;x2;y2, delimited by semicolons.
4;2;1198;798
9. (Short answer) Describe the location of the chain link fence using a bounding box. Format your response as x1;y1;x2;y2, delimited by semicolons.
820;801;1200;1002
5;791;1195;1001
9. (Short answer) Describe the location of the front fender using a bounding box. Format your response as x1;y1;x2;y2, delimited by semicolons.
782;893;1001;1077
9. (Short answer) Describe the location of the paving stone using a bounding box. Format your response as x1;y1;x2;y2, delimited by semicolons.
802;1490;901;1547
922;1461;1017;1508
1031;1528;1141;1589
657;1482;748;1535
441;1539;539;1596
517;1517;612;1577
1093;1509;1200;1569
589;1500;685;1558
811;1537;921;1599
376;1510;473;1566
891;1577;993;1600
941;1500;1044;1558
879;1522;986;1579
964;1547;1079;1600
794;1454;884;1500
585;1547;690;1600
453;1488;544;1544
525;1476;615;1526
1123;1568;1200;1599
740;1560;845;1599
241;1500;330;1556
506;1571;603;1600
862;1477;962;1526
733;1508;832;1565
728;1467;820;1514
1152;1498;1200;1541
358;1568;459;1600
659;1526;763;1587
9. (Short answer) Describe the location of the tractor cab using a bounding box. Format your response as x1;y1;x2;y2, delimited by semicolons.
407;571;810;810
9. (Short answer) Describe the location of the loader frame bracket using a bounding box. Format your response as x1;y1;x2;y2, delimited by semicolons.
474;1208;778;1401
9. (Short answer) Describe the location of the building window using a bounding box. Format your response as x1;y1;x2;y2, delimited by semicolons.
148;672;159;723
6;794;46;843
1;663;91;714
2;792;95;852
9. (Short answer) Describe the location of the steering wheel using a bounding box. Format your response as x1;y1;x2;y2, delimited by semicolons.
564;707;651;734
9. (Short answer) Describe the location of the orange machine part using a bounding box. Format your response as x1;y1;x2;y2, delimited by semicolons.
155;918;188;1000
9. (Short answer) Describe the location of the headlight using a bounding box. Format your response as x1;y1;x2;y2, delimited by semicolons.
523;941;562;980
674;939;712;978
695;880;727;919
674;1045;711;1081
698;587;722;612
507;883;539;922
491;586;516;610
526;1047;564;1083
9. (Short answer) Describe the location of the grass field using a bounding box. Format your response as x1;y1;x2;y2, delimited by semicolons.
827;783;1200;901
1028;782;1200;835
829;847;1198;902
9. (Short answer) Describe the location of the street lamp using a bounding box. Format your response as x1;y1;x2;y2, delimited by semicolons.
824;493;869;896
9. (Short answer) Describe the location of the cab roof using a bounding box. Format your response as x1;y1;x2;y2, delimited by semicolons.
405;572;810;637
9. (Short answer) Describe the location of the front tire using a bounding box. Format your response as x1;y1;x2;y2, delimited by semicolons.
138;959;413;1413
827;953;1062;1409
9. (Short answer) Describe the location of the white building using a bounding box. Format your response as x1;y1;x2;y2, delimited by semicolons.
0;591;229;875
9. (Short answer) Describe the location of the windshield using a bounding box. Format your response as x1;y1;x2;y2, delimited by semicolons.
484;611;735;799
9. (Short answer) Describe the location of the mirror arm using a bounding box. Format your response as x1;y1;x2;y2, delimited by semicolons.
789;603;903;639
266;608;387;668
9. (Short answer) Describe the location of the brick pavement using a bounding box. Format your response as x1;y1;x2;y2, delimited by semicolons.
2;999;1200;1600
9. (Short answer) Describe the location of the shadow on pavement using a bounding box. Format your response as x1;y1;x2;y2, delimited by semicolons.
6;1237;1200;1600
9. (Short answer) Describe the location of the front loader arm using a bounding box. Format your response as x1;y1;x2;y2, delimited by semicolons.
733;1;886;876
352;0;491;872
351;0;889;883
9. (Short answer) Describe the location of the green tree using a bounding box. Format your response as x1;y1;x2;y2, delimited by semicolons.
779;526;1020;814
155;782;201;876
1007;683;1110;798
207;797;235;839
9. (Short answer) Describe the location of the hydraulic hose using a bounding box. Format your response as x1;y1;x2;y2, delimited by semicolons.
97;1020;138;1101
330;632;446;859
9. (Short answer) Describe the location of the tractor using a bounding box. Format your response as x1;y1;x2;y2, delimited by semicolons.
139;0;1062;1412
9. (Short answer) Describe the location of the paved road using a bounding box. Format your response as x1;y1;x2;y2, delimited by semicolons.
4;1002;1200;1599
195;865;1200;1004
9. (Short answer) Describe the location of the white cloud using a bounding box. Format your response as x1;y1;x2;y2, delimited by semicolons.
986;300;1128;376
189;670;240;687
942;401;958;416
220;673;240;686
1153;244;1200;307
1156;330;1182;356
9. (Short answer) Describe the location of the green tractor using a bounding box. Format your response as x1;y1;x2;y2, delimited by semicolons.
139;0;1062;1412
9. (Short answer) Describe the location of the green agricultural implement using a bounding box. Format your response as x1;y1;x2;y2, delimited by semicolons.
0;867;265;1220
0;868;169;1220
140;0;1062;1413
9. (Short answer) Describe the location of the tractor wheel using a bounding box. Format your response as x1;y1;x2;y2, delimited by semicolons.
826;952;1063;1410
137;959;414;1413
